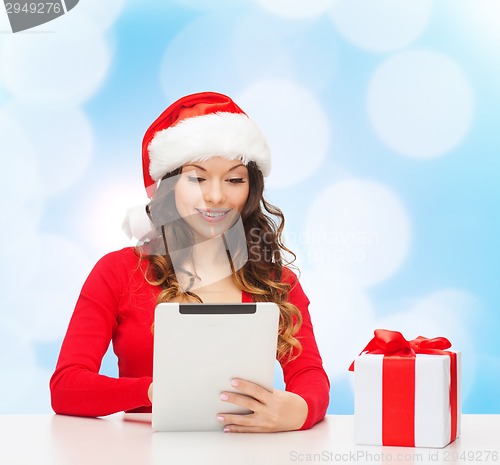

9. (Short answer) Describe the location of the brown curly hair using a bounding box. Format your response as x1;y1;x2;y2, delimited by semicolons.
136;161;302;362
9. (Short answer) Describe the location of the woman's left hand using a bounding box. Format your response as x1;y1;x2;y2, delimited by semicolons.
217;378;308;433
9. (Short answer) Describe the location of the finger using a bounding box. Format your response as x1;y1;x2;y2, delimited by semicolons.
216;414;272;433
216;413;255;428
220;391;262;412
223;424;270;433
230;379;273;403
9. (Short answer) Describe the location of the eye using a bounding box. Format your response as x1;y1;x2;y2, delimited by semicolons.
228;178;245;184
187;176;205;183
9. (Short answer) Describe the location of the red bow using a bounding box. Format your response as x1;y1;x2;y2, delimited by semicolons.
349;329;452;370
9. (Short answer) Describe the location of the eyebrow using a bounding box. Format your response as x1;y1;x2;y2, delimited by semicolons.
183;163;246;173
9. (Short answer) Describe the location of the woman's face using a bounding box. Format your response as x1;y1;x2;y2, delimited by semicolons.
174;157;250;240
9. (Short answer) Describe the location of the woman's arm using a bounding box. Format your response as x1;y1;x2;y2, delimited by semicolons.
280;275;330;429
279;271;330;430
219;269;330;432
50;249;153;417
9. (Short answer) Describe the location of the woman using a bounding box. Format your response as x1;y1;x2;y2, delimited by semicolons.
50;92;330;432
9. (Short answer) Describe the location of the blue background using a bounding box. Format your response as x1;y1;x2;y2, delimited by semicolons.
0;0;498;414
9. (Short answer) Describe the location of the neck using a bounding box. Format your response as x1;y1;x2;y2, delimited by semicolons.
172;235;234;291
192;235;229;269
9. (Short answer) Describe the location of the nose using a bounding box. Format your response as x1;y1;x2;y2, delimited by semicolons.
203;180;225;205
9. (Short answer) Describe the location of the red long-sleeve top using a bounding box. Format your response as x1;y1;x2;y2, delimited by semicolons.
50;247;330;429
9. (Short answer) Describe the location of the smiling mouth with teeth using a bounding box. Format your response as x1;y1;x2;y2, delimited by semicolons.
195;208;230;220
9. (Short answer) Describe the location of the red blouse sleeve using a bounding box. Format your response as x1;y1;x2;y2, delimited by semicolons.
279;268;330;430
49;250;153;417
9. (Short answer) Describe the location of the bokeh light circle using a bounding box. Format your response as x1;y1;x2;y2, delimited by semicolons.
237;79;330;188
254;0;332;20
3;102;94;196
329;0;432;52
368;49;474;158
305;179;411;286
0;15;110;103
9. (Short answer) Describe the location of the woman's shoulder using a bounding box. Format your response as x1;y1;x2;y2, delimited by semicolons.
280;266;310;307
97;246;140;264
92;247;146;275
280;266;300;285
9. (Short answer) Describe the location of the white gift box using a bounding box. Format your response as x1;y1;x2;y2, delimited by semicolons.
354;352;461;448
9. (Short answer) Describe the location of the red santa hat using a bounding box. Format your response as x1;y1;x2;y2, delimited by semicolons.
123;91;271;240
142;91;271;198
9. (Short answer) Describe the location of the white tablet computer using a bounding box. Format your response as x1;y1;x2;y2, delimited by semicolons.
152;302;279;432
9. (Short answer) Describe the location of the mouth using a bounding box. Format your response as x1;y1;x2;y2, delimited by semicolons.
195;208;231;222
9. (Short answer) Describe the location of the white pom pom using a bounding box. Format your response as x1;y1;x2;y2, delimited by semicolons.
122;202;154;240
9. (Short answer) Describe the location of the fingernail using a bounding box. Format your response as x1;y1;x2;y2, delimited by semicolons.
217;415;225;422
220;393;229;401
230;379;239;387
223;427;231;433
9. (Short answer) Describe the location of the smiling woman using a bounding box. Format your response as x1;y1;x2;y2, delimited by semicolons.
50;92;330;433
175;159;250;241
145;158;252;300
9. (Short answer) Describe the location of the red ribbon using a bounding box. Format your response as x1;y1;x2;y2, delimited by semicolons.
350;329;458;446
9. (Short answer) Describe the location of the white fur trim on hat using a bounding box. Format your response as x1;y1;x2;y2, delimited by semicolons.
148;112;271;180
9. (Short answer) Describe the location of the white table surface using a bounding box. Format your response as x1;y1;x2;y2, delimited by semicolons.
0;414;498;465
